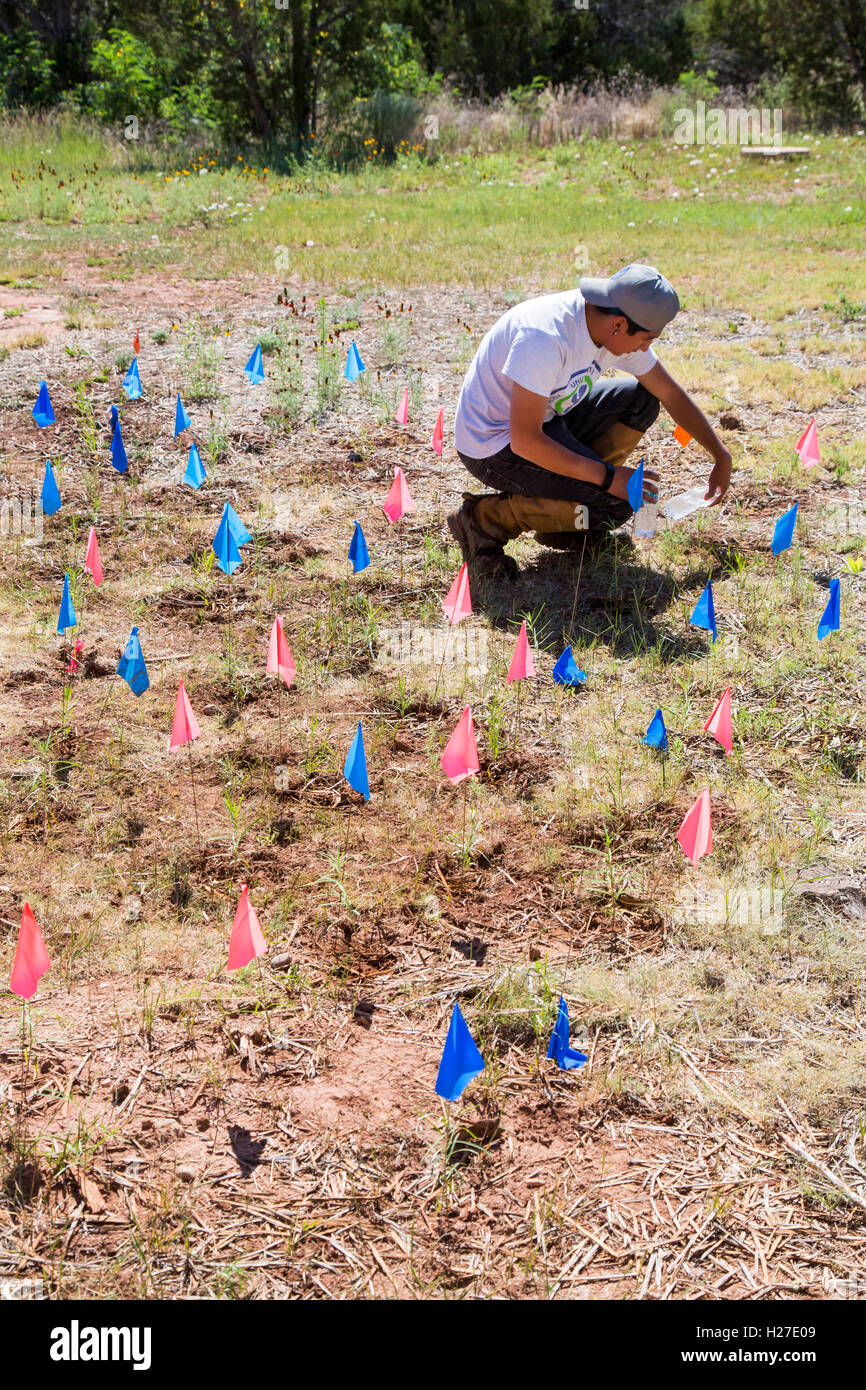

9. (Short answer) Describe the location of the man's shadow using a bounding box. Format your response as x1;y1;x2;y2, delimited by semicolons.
473;534;738;663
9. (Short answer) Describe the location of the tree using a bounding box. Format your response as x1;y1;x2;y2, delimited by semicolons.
689;0;866;119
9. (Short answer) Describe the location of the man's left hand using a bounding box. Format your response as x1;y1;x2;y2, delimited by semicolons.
705;447;732;507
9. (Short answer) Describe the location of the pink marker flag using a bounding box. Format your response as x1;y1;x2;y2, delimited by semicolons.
394;387;409;426
266;615;296;687
84;526;103;586
67;639;83;674
507;620;536;682
677;789;713;865
704;687;733;755
795;418;820;469
441;705;480;785
431;408;444;456
227;884;268;970
382;466;415;524
442;562;472;624
11;902;51;1000
170;678;201;751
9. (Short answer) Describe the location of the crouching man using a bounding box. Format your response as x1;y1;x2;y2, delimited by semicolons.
448;264;732;581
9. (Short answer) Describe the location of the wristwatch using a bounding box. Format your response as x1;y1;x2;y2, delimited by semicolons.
599;462;616;492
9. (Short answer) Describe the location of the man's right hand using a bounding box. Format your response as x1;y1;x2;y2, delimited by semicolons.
609;463;660;505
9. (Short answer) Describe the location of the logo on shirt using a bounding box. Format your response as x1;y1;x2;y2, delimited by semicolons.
552;370;594;414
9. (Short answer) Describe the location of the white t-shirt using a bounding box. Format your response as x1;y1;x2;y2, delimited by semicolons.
454;289;657;458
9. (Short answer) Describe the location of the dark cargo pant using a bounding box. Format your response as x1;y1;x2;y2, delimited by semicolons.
456;376;659;533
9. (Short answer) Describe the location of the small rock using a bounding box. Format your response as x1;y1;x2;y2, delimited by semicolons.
177;1165;198;1184
203;704;219;715
797;875;865;920
421;893;441;922
454;1117;502;1149
157;1121;184;1141
270;951;293;971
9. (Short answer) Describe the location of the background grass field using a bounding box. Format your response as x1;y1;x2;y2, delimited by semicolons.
0;117;864;1299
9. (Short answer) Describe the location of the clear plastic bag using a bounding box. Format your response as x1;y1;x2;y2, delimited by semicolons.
662;486;711;523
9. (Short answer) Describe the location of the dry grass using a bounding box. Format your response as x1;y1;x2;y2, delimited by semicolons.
0;137;864;1300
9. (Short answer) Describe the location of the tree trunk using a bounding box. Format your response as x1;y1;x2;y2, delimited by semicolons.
290;0;315;139
228;1;273;140
837;0;866;94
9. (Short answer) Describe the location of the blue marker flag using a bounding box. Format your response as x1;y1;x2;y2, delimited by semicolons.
546;997;587;1072
56;573;77;633
212;510;242;575
41;459;62;516
626;456;645;513
348;521;370;573
435;1002;485;1101
123;356;142;401
771;502;798;557
344;341;365;382
244;344;265;384
817;577;840;641
109;404;119;435
223;501;251;548
32;381;55;428
174;394;191;437
690;580;717;643
344;721;370;800
184;442;206;490
552;646;587;687
110;422;128;474
642;708;668;752
116;625;149;696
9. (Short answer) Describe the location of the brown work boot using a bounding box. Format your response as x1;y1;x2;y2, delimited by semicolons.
447;494;519;582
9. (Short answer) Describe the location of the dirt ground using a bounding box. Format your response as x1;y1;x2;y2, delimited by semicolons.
1;262;864;1301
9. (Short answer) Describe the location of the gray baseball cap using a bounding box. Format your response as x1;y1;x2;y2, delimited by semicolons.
579;263;680;334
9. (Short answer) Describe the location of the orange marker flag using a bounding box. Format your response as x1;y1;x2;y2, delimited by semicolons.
394;387;409;426
133;330;140;354
84;525;103;586
673;425;692;447
442;563;472;624
795;418;820;469
227;884;268;971
169;679;201;751
704;687;732;755
677;789;713;865
441;705;480;785
11;902;51;1000
382;466;415;523
266;615;296;687
431;407;444;456
507;620;536;682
